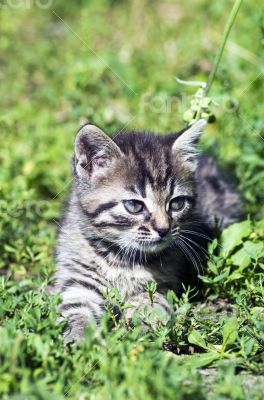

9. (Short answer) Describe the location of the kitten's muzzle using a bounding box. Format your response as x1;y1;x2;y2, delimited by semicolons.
156;227;170;238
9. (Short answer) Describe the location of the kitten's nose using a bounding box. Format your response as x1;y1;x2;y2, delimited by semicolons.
156;227;170;238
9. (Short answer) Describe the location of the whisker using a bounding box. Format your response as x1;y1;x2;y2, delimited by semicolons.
174;238;196;270
182;237;204;271
180;229;214;242
180;234;209;256
175;239;199;274
177;236;203;275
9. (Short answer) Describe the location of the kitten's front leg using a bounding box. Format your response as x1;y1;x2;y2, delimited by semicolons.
58;285;105;342
125;291;170;330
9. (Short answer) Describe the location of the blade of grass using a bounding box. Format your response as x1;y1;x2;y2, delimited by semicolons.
205;0;243;95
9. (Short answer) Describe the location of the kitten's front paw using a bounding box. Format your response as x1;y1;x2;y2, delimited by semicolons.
142;303;170;332
125;293;170;332
63;315;88;343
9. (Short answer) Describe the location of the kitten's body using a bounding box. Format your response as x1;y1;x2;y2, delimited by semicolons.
56;121;242;341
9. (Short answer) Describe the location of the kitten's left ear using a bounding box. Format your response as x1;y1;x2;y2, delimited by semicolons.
171;119;207;171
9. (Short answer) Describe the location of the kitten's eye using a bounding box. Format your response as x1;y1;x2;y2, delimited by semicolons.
123;200;144;214
169;196;186;212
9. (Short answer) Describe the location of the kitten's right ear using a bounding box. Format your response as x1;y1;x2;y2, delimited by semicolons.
74;124;123;179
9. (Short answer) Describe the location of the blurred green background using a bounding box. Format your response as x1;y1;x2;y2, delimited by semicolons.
0;0;263;398
1;0;263;209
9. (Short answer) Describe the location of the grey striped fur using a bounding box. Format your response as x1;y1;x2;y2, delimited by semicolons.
55;120;243;341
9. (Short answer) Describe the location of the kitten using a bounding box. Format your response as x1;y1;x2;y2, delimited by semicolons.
55;120;243;341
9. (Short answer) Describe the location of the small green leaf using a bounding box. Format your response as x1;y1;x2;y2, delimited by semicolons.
176;77;206;87
4;244;16;253
208;239;218;254
182;352;220;368
221;220;252;257
188;329;208;349
222;319;238;350
122;304;134;310
243;241;264;260
227;271;244;282
230;247;251;269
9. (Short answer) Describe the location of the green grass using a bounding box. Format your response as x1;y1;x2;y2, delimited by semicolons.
0;0;264;398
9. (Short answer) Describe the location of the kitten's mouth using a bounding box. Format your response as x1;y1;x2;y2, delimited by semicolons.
137;238;169;252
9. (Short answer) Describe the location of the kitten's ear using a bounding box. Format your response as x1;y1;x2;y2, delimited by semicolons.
171;119;207;171
75;124;123;179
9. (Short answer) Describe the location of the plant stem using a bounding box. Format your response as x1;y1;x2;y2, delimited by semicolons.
205;0;243;95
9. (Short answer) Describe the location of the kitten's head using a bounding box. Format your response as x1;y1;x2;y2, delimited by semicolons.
73;120;206;254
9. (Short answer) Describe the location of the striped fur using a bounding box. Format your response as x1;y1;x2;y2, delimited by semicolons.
55;120;243;341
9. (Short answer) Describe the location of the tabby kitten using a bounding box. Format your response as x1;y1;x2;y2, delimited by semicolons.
56;120;242;341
